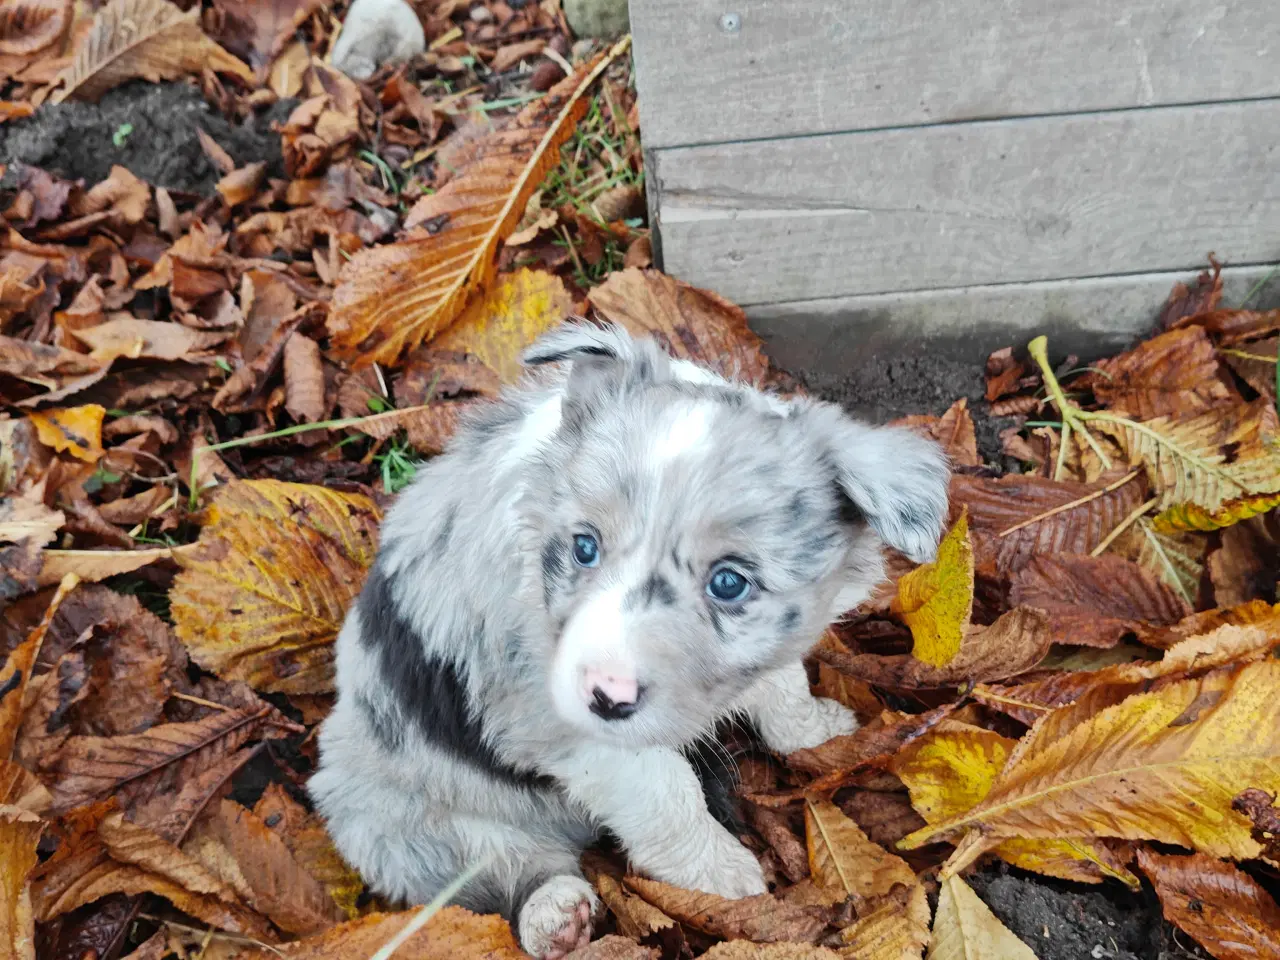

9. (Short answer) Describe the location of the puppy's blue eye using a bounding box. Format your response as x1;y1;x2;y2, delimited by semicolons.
572;534;600;567
707;566;751;603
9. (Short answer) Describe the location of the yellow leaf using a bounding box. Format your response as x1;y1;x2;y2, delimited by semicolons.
1152;492;1280;533
433;269;575;383
892;725;1139;887
891;511;973;667
54;0;253;103
925;875;1039;960
839;883;931;960
0;806;43;960
805;800;915;901
28;404;105;462
1094;399;1280;516
327;39;629;367
170;481;381;695
901;660;1280;869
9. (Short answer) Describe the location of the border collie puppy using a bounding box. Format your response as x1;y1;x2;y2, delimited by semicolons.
309;322;948;957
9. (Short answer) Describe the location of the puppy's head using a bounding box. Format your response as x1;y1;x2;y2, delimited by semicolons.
518;322;948;747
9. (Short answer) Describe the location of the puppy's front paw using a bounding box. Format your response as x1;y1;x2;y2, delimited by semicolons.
652;831;767;900
518;875;598;960
764;696;858;754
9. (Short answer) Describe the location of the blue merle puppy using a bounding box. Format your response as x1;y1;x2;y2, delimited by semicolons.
309;322;949;958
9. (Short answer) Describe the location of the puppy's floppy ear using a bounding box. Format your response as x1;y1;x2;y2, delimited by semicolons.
523;321;670;424
801;402;950;564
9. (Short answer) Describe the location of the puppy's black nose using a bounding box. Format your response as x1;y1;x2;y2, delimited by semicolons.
589;685;640;721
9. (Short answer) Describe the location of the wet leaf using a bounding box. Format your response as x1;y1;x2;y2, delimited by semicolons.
171;480;381;694
55;0;254;102
1136;847;1280;960
29;404;105;462
624;876;831;943
903;660;1280;869
785;704;959;787
1153;493;1280;534
926;874;1038;960
891;512;973;668
588;267;771;386
1008;554;1190;648
328;44;627;366
348;402;469;457
1082;327;1238;419
1232;788;1280;862
432;268;575;383
253;783;362;920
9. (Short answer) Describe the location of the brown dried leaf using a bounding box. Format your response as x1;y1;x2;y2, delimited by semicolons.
594;872;679;946
328;46;624;366
926;874;1037;960
624;876;831;943
0;1;72;58
349;402;469;456
891;399;980;468
588;268;770;386
171;480;380;694
72;317;232;363
29;404;105;462
1159;265;1222;330
748;805;810;884
252;784;362;920
211;0;323;71
700;944;842;960
37;544;198;589
216;162;267;208
0;575;76;757
1223;336;1277;403
1231;788;1280;862
984;346;1026;403
184;799;344;936
0;805;42;960
1175;308;1280;345
283;333;326;423
1009;554;1190;648
54;0;254;102
1136;847;1280;960
225;905;526;959
805;799;915;902
1083;327;1238;419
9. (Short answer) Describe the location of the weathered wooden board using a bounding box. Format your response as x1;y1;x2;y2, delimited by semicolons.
747;265;1280;375
632;0;1280;149
651;100;1280;307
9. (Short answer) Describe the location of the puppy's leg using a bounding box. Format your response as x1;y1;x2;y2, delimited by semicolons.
550;745;767;898
735;660;857;754
518;874;598;960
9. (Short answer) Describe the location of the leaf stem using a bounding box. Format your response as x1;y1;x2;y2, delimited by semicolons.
368;854;496;960
1027;336;1113;479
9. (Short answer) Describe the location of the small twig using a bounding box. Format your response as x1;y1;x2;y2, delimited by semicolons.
1027;336;1114;479
139;916;284;956
368;854;496;960
1091;496;1159;557
997;470;1141;537
171;692;232;713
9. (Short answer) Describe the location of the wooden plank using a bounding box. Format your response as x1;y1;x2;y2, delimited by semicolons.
747;265;1280;376
632;0;1280;149
652;100;1280;307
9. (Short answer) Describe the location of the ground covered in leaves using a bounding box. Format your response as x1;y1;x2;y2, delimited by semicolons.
2;2;1280;960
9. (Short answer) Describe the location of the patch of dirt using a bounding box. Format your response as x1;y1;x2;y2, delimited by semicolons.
969;865;1211;960
799;353;1019;469
0;81;294;194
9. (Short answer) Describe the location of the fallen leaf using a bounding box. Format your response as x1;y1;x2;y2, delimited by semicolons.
1174;308;1280;345
891;512;973;668
0;1;72;58
1081;327;1238;419
984;347;1027;403
348;401;469;456
1159;265;1223;330
568;935;660;960
816;607;1053;689
588;267;771;386
252;784;363;920
1112;519;1205;606
805;800;915;902
54;0;254;103
1222;336;1277;401
40;702;295;813
216;163;267;207
1231;788;1280;862
225;905;526;959
1008;554;1190;648
0;493;63;551
625;876;831;943
952;473;1149;577
283;333;326;423
700;944;842;959
328;44;626;366
29;404;105;462
1136;847;1280;960
37;545;198;588
1;574;78;757
72;317;232;364
184;799;344;935
902;659;1280;869
926;874;1038;960
0;806;43;960
594;872;680;948
839;881;931;960
432;268;575;383
891;400;980;468
748;805;810;884
170;480;381;694
892;724;1139;887
211;0;323;71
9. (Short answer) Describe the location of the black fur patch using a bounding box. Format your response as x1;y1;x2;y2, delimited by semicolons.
433;505;457;556
626;572;677;610
358;562;550;790
356;692;405;753
541;537;566;606
683;733;745;833
780;605;801;633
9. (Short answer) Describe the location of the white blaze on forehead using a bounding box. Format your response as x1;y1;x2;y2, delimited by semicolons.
654;403;712;463
550;584;631;724
500;393;562;471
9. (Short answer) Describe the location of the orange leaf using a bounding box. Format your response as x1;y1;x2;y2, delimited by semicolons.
327;39;629;366
624;876;831;943
0;806;43;960
28;404;105;462
891;399;980;468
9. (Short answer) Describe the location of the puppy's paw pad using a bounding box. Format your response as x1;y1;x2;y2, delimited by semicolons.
519;875;597;960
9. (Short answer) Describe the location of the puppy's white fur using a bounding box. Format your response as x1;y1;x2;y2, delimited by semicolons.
309;323;949;958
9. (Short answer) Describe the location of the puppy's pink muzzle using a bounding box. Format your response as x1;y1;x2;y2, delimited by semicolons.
581;666;638;707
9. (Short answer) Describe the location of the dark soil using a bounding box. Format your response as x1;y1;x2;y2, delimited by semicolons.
0;81;294;195
800;353;1018;469
969;868;1211;960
